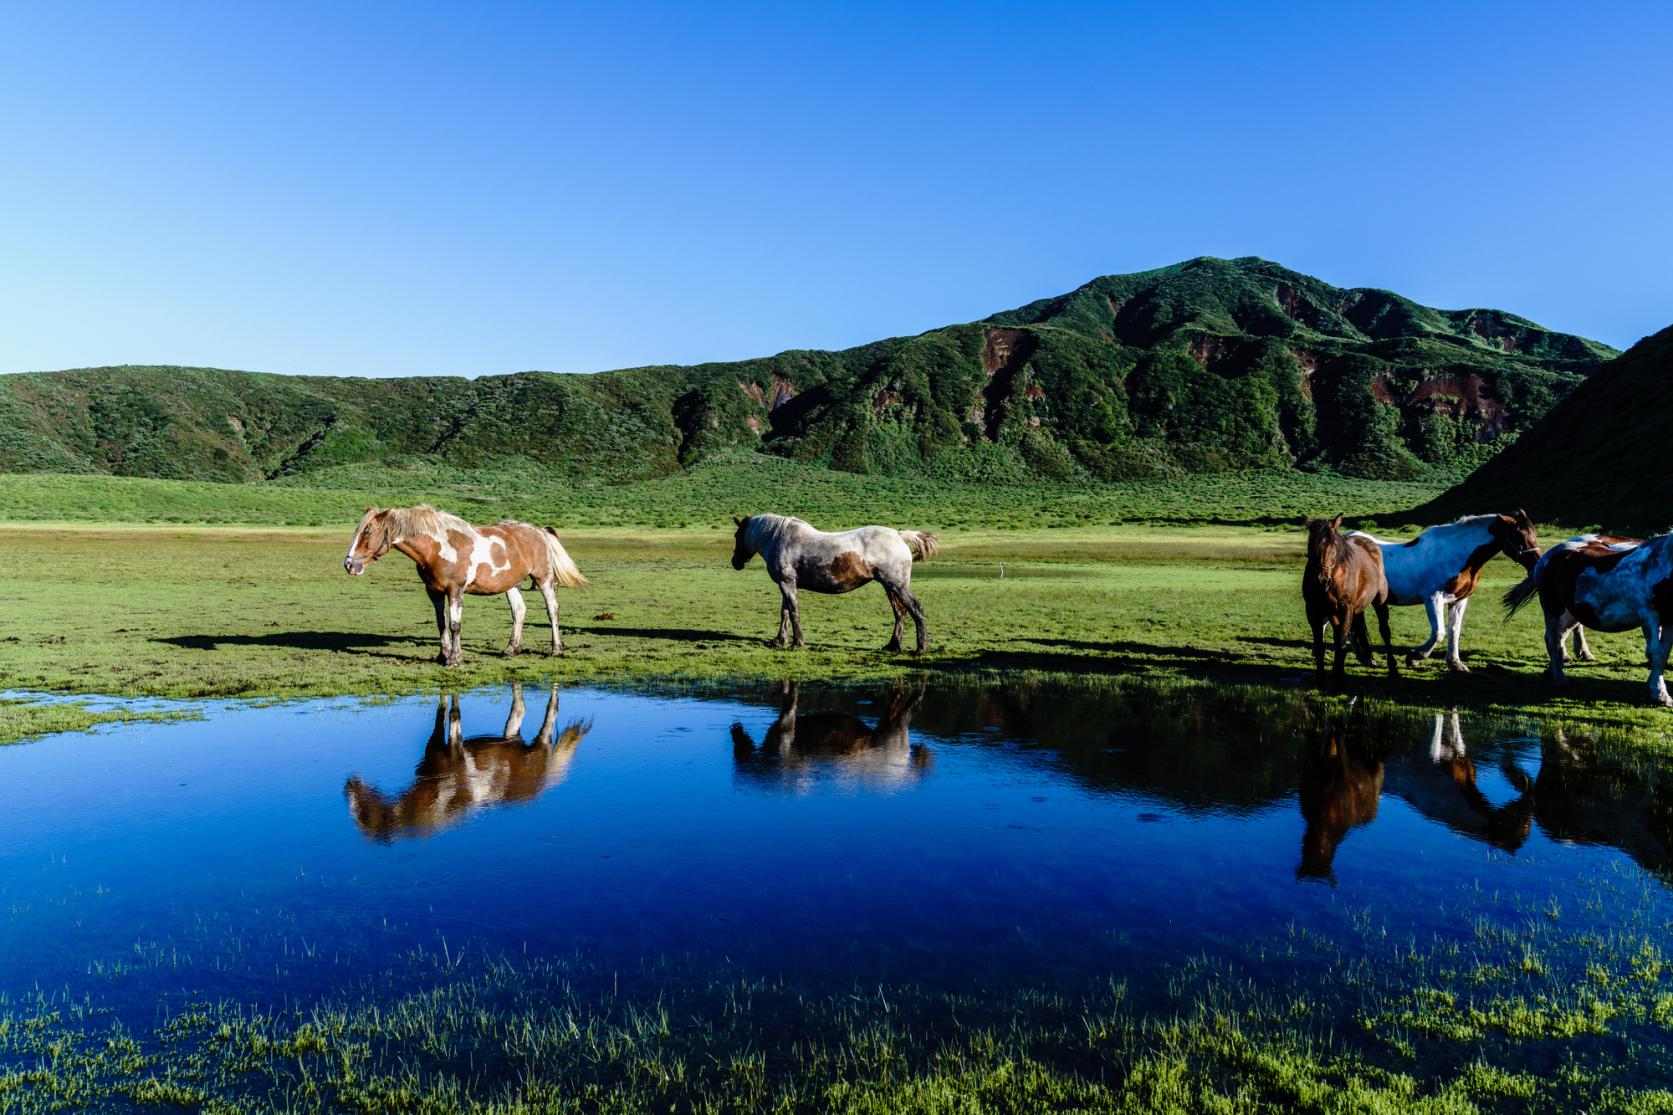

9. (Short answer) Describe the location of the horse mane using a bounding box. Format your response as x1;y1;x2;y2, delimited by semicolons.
745;513;804;551
386;504;474;542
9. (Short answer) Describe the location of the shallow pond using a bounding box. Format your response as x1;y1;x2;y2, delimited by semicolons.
2;678;1670;1109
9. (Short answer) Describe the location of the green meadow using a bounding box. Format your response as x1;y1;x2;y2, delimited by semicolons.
1;461;1669;741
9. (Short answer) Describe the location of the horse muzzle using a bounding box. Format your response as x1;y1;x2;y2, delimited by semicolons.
345;558;366;576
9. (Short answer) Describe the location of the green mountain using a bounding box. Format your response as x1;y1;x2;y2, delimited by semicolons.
1415;324;1673;532
0;257;1615;485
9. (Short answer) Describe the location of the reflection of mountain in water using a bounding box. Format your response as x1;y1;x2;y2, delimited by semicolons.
344;684;590;842
717;680;1671;885
731;682;929;794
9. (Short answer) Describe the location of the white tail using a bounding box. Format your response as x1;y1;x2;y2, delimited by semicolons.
898;530;939;562
541;527;589;588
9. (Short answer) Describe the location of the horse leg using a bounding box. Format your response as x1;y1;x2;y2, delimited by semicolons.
1376;600;1399;677
1308;602;1326;679
1445;596;1469;673
1643;620;1673;706
881;586;906;652
537;580;563;655
503;681;527;737
787;583;806;649
445;588;464;667
447;694;464;750
1568;618;1595;663
1544;611;1569;687
1330;613;1348;682
535;684;560;746
1410;595;1444;665
775;581;805;649
503;587;527;657
897;582;928;653
1351;612;1374;665
429;588;450;666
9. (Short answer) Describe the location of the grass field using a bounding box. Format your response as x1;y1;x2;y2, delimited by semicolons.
2;464;1671;740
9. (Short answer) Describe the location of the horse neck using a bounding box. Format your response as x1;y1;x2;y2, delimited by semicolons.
1444;518;1501;573
747;515;791;559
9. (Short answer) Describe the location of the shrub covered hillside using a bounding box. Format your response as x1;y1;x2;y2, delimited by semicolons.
1415;323;1673;532
0;257;1614;484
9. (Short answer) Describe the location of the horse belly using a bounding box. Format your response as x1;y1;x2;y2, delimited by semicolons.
796;552;873;594
1574;579;1641;632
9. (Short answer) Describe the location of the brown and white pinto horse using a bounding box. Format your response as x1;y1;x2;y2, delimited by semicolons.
344;505;588;666
343;684;589;842
1347;511;1540;671
1303;515;1397;681
730;514;937;652
1504;532;1673;704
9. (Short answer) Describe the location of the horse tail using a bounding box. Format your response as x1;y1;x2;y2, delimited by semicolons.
898;530;939;562
540;527;590;589
1502;566;1542;620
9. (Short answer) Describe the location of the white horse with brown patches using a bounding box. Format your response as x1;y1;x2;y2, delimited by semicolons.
1346;511;1540;671
343;684;589;842
1504;532;1672;703
730;514;937;652
344;505;588;666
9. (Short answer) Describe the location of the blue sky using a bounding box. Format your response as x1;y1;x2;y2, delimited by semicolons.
2;2;1668;377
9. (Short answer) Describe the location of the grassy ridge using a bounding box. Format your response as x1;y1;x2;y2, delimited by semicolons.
0;258;1612;487
1421;324;1673;533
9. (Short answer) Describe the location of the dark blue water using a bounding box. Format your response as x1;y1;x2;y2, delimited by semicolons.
0;680;1668;1027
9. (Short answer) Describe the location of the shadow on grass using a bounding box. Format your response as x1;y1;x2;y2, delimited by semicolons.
922;636;1661;715
564;625;758;645
157;631;428;652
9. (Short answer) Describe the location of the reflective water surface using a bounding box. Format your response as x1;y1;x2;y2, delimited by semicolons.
1;678;1670;1080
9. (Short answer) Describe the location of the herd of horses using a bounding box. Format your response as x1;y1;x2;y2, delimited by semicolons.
343;502;1673;706
1306;511;1673;704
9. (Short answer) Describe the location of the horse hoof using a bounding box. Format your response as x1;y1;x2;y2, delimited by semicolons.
503;646;523;659
1577;652;1597;663
1447;661;1470;674
882;642;902;652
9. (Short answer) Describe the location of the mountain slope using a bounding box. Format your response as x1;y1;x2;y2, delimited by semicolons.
0;257;1615;485
1414;324;1673;532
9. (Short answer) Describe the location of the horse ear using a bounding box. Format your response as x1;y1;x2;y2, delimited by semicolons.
1331;514;1344;529
733;516;744;527
1516;507;1531;523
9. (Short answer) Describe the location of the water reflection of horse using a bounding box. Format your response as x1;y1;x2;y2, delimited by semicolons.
730;681;929;793
344;684;590;841
1296;710;1384;881
1299;710;1671;882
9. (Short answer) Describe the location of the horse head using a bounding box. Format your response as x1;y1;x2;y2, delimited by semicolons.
1495;508;1542;571
1304;514;1345;566
344;506;392;575
731;516;755;570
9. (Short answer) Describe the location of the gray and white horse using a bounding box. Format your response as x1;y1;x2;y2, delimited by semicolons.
730;514;938;651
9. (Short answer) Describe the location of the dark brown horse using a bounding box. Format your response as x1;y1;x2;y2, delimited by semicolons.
1296;715;1384;882
1303;515;1397;681
343;684;589;842
344;505;588;666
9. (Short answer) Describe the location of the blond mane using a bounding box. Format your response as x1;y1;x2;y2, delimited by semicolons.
386;504;475;542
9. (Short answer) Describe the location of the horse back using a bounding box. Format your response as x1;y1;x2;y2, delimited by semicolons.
1542;538;1664;630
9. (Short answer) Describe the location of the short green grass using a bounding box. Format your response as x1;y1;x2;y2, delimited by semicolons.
2;869;1668;1114
2;514;1671;739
